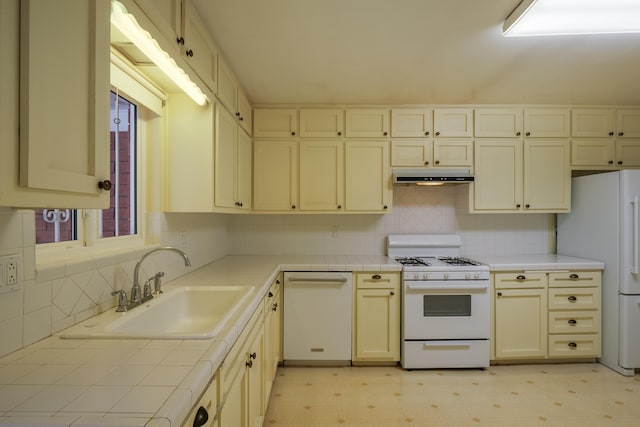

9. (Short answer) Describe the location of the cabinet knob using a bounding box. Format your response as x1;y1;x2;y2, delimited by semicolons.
372;274;382;280
525;204;531;209
272;302;278;311
435;160;440;165
425;161;429;165
619;132;624;136
291;205;296;209
390;291;395;296
239;116;244;122
276;279;280;285
337;205;342;209
435;131;440;136
568;342;578;348
246;360;253;368
425;131;430;136
383;205;388;210
497;292;503;296
516;131;521;136
235;112;240;117
186;49;194;57
609;132;614;136
338;131;342;136
568;319;577;325
250;352;257;360
268;291;274;298
98;180;112;191
568;295;577;302
569;273;579;280
193;406;209;427
516;204;521;208
177;36;185;45
516;275;526;281
618;161;623;165
608;160;614;165
525;131;531;136
383;131;388;136
291;131;296;136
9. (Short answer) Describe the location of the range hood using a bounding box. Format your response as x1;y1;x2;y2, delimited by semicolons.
393;168;474;185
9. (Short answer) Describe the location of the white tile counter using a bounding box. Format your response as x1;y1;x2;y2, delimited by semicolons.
0;255;400;427
469;254;604;271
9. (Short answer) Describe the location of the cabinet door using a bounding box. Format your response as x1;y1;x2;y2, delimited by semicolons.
217;58;238;114
472;140;522;212
236;130;252;210
299;109;345;138
253;109;298;138
215;105;238;209
571;139;615;167
345;109;390;138
237;89;252;136
391;139;432;167
253;140;298;211
18;0;111;207
474;108;522;138
355;288;399;360
391;108;432;137
434;108;473;137
218;368;243;427
133;0;181;45
524;140;570;212
616;109;640;138
524;108;570;138
495;288;547;359
182;0;218;92
616;139;640;167
247;329;264;427
345;141;391;211
433;139;473;167
299;141;344;211
571;108;615;138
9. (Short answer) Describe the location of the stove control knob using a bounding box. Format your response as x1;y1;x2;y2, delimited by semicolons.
422;273;429;280
474;273;480;279
411;273;419;280
465;273;471;280
444;273;449;280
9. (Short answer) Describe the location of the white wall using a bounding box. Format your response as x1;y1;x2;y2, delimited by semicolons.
228;185;554;256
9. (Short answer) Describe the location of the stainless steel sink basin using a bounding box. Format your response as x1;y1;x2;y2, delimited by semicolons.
59;285;254;339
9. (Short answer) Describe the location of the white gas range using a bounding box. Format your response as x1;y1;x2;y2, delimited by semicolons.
388;234;490;369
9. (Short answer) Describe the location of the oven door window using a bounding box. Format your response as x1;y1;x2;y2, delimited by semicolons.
423;295;471;317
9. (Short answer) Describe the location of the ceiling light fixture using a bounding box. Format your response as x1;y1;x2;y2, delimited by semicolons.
503;0;640;37
110;1;207;106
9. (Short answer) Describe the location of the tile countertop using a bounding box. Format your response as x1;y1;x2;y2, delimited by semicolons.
0;255;401;427
469;254;604;271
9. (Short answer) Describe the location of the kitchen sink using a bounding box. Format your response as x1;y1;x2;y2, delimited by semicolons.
59;285;254;340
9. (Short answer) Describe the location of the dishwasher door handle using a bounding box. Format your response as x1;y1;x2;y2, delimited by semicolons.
287;277;348;284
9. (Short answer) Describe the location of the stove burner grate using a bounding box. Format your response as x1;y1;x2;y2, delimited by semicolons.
438;256;482;266
395;257;431;266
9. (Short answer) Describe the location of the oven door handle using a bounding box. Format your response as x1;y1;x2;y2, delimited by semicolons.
405;283;489;291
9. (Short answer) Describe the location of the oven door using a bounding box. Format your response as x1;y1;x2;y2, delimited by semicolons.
403;280;490;340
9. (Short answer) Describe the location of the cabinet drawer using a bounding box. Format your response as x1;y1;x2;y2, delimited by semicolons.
494;272;546;289
549;271;601;288
549;310;600;334
548;334;600;358
356;273;400;289
548;287;600;310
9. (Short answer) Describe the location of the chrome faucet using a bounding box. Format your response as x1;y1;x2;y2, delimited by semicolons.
130;247;191;306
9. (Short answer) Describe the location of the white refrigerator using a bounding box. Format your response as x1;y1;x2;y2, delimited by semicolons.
557;170;640;376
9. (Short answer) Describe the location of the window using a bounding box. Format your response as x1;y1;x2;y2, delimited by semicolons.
35;91;139;246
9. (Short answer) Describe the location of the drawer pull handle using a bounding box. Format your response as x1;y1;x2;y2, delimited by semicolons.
568;296;577;302
569;273;579;280
568;342;578;348
372;274;382;280
516;275;526;281
568;319;577;325
193;406;209;427
272;302;278;311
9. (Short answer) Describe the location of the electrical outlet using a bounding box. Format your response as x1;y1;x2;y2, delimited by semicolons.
7;262;17;285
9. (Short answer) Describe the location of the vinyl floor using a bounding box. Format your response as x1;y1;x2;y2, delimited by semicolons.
263;363;640;426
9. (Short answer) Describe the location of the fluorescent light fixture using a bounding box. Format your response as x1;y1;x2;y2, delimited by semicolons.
111;1;208;105
503;0;640;37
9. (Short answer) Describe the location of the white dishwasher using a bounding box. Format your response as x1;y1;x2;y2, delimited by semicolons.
283;272;352;364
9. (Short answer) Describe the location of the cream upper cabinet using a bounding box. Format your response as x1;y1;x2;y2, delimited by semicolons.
571;108;615;138
474;108;523;138
617;109;640;138
473;139;570;213
299;109;345;138
353;273;400;362
345;109;390;138
253;140;298;211
433;139;473;167
218;58;252;135
133;0;181;49
571;139;616;167
391;139;433;167
433;108;473;137
523;108;570;138
345;140;391;212
523;140;571;212
0;0;111;209
253;109;298;138
215;104;252;211
299;141;344;211
494;272;548;359
391;108;433;137
615;140;640;167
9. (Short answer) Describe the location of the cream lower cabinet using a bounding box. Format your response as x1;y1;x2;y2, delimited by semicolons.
253;140;298;211
263;275;282;404
472;140;570;213
218;304;265;427
494;272;548;359
0;0;111;208
299;140;344;211
353;273;400;362
345;141;392;212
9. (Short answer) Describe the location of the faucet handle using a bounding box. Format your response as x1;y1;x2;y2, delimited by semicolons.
153;272;165;294
111;290;128;312
143;278;154;301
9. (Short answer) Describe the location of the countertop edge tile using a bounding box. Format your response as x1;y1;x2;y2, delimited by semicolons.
151;388;191;427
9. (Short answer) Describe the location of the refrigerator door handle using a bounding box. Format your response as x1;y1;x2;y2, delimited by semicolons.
633;196;639;275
